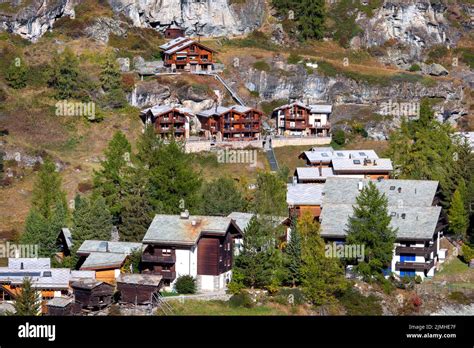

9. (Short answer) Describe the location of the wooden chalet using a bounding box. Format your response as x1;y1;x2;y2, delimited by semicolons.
197;105;262;141
46;297;73;316
116;274;163;304
71;279;114;310
159;37;216;72
287;182;324;220
273;102;332;137
139;105;191;139
141;211;242;291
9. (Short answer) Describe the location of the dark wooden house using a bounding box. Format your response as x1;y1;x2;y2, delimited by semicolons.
197;105;262;141
56;228;73;260
116;274;163;304
71;279;114;309
159;37;216;72
139;105;191;139
164;23;185;39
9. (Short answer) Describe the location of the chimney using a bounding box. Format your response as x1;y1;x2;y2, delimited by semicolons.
20;262;24;270
358;180;363;191
318;162;322;176
292;176;297;185
105;242;109;253
180;210;190;219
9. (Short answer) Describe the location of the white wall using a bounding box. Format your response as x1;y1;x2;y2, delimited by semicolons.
172;247;198;288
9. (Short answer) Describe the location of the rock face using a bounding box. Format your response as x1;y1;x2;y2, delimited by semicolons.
107;0;266;36
0;0;76;42
84;16;128;43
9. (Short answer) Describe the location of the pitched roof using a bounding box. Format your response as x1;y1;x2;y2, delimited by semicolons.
8;258;51;269
71;278;110;290
309;104;332;114
140;105;193;117
322;177;439;207
47;297;73;308
287;183;324;206
77;240;142;255
79;252;128;270
331;158;393;172
197;106;231;118
61;228;73;248
143;214;242;245
300;148;379;164
117;273;163;286
320;204;441;241
227;212;287;232
159;36;190;50
295;167;334;181
162;38;216;55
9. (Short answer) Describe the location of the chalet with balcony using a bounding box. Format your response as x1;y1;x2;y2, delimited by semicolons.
319;177;447;280
159;37;216;72
273;102;332;137
295;147;392;182
76;240;142;284
141;210;243;291
140;105;191;139
197;105;262;141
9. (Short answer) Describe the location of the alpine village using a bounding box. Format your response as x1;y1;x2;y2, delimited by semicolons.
0;0;474;317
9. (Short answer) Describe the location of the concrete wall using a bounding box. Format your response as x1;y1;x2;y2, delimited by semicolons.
272;136;331;148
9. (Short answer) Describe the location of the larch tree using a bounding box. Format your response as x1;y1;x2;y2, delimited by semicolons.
448;187;469;239
11;278;41;316
200;177;246;216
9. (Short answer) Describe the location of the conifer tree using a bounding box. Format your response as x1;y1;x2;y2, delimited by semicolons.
285;215;302;287
72;196;113;250
298;212;346;305
48;48;80;99
11;278;41;316
448;188;469;238
346;182;397;278
253;171;287;217
297;0;325;40
201;177;246;216
100;52;126;108
93;131;131;221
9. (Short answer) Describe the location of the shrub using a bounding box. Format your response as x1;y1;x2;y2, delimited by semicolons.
174;275;197;294
287;53;302;65
332;129;346;146
253;61;271;72
228;291;254;308
448;291;471;305
408;64;421;72
274;288;306;306
338;287;382;315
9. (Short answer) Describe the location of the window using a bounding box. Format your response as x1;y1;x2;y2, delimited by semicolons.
353;160;361;164
162;249;171;255
400;254;416;262
337;153;344;157
359;152;366;156
321;153;329;157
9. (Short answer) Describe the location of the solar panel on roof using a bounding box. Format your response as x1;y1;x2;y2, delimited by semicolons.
353;160;361;164
337;153;344;157
43;271;52;277
359;152;366;156
321;153;329;157
0;272;41;277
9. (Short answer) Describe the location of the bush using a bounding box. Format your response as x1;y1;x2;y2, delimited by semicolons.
338;287;382;315
287;53;302;65
408;64;421;72
274;288;306;306
174;275;196;294
461;244;474;263
332;129;346;146
228;291;254;308
448;291;471;305
227;280;245;295
253;61;271;72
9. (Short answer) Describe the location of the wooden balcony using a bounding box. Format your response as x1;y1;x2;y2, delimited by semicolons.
224;128;260;133
141;254;176;263
395;259;435;272
160;270;176;280
395;244;436;258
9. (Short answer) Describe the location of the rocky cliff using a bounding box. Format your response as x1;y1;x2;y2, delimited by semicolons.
0;0;76;42
107;0;266;36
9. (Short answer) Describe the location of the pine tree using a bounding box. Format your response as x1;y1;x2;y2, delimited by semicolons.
135;125;163;170
297;0;325;40
72;196;113;251
48;48;80;99
31;158;67;220
5;58;28;89
253;171;287;216
448;188;469;238
201;177;246;216
285;215;302;287
148;138;202;214
100;52;126;108
93;131;132;221
234;216;275;288
346;182;397;278
11;278;41;316
298;212;346;305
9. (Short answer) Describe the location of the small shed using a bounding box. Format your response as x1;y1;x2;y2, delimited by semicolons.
46;297;73;316
116;274;163;304
71;279;114;309
164;22;184;39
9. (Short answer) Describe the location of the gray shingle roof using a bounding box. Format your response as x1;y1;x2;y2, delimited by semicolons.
197;106;231;118
140;105;193;117
295;167;334;181
301;148;379;164
287;183;324;205
71;278;107;290
47;297;73;308
79;253;128;270
117;273;163;286
227;212;287;232
143;214;241;245
77;241;142;255
320;204;441;241
309;104;332;113
8;258;51;269
159;36;190;50
61;228;73;248
322;177;439;207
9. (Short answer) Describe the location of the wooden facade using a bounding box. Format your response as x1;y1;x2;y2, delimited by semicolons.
140;108;189;139
275;103;331;136
289;205;322;219
71;280;114;309
116;274;163;304
197;232;233;276
198;107;262;141
162;38;215;72
164;24;184;39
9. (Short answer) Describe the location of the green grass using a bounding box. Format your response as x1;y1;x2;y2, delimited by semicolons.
253;61;271;72
436;257;471;276
160;299;288;315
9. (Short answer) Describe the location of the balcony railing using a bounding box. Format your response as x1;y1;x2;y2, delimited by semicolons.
160;270;176;280
141;254;176;263
395;259;435;272
395;244;436;257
